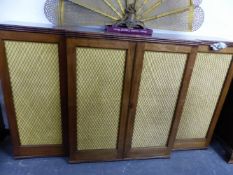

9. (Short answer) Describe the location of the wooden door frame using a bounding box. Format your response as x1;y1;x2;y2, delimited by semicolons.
174;46;233;150
67;38;135;163
0;31;68;158
124;42;198;159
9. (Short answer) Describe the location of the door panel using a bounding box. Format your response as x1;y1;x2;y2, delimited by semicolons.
76;47;125;151
5;41;62;145
175;50;233;149
0;31;67;157
124;43;194;159
132;52;187;148
67;38;135;163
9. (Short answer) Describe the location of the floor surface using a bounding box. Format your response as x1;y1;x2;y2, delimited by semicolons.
1;137;233;175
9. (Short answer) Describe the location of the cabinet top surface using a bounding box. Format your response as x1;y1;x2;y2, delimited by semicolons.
0;22;233;46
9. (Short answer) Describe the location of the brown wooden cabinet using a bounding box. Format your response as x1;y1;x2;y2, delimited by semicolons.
0;24;233;163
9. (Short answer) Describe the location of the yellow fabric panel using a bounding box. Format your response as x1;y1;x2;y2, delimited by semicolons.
177;53;232;139
76;47;126;150
5;41;62;145
132;51;187;148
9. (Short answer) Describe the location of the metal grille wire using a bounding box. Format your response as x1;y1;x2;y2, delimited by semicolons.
44;0;204;31
177;53;232;139
76;47;126;150
132;51;187;148
5;41;62;145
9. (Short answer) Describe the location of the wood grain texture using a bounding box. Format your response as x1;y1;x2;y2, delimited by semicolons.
67;38;78;161
14;145;64;158
145;43;192;53
58;36;69;155
167;47;198;148
117;42;136;158
173;138;207;150
124;43;145;157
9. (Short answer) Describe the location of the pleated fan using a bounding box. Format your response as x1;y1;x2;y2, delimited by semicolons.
44;0;204;32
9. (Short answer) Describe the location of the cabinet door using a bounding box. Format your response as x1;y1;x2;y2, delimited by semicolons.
67;38;135;163
124;43;196;159
175;46;233;149
0;31;67;157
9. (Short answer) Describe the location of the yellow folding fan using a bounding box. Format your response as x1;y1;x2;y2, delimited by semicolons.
44;0;204;32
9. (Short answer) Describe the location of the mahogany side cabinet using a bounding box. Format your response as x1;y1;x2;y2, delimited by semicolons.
0;23;233;163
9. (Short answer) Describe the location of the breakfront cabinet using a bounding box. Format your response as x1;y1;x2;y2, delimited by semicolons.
0;24;233;163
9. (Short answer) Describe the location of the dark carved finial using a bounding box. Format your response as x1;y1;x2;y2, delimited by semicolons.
114;3;144;29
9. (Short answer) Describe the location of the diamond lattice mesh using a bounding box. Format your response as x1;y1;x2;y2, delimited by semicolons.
132;52;187;148
63;0;115;26
76;47;126;150
177;53;232;139
4;41;62;145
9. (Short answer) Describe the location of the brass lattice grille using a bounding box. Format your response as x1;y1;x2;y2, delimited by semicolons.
44;0;204;32
177;53;232;139
132;51;187;148
76;47;126;150
4;41;62;145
